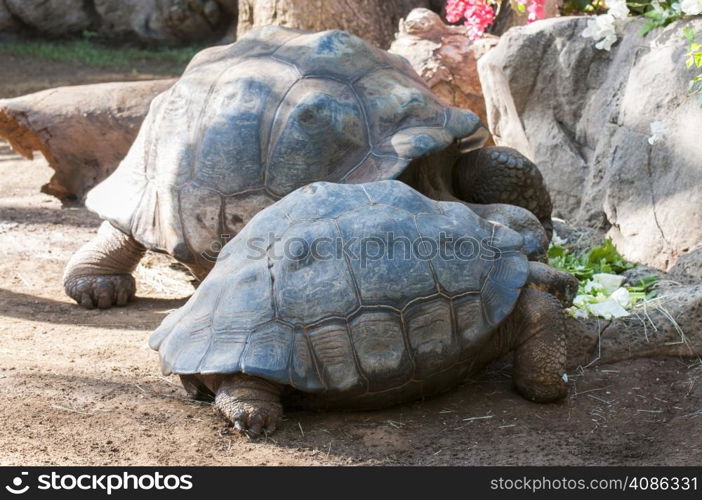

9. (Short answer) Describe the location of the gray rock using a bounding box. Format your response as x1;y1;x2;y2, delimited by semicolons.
552;219;605;253
5;0;93;35
621;264;661;285
567;282;702;369
669;248;702;285
94;0;226;43
3;0;235;42
478;16;702;272
0;0;21;33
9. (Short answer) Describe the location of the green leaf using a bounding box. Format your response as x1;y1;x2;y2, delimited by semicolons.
548;245;565;258
641;22;656;36
585;239;634;274
570;0;593;10
682;26;696;42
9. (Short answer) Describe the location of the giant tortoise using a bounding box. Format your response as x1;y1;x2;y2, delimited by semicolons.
64;26;552;309
150;181;576;436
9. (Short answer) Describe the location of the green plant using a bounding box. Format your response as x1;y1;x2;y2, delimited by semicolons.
0;39;201;73
568;0;702;107
548;238;657;318
683;25;702;105
627;274;659;301
561;0;606;14
639;1;683;35
548;238;635;281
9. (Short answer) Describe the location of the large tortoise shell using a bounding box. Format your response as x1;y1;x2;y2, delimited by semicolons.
149;181;528;396
85;27;487;273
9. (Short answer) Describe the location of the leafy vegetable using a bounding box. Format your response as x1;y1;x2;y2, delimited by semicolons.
548;237;657;319
548;237;634;282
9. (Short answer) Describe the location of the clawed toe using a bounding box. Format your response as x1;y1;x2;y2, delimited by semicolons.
64;274;136;309
216;397;282;438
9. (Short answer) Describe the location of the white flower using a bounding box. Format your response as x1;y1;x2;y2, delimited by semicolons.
607;0;630;19
581;14;618;51
648;121;667;145
680;0;702;15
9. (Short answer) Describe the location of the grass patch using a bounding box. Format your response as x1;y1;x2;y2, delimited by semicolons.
0;38;203;73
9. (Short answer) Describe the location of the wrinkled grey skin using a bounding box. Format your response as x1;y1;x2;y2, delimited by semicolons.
150;181;575;436
64;27;552;309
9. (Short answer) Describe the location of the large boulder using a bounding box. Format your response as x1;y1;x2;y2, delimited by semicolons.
389;8;497;124
566;281;702;369
0;0;21;33
2;0;236;43
478;16;702;271
0;79;174;203
94;0;228;43
4;0;93;35
554;221;702;368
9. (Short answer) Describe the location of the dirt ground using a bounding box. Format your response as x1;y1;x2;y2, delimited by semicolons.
1;53;701;466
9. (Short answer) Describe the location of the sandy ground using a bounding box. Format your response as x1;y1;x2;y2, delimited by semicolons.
0;53;701;466
0;52;184;99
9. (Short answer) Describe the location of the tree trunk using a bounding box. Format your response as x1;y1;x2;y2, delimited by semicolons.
0;80;174;204
237;0;430;48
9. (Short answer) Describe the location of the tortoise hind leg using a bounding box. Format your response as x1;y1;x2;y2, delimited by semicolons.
454;146;554;240
63;221;146;309
214;374;283;437
180;375;214;401
505;288;568;403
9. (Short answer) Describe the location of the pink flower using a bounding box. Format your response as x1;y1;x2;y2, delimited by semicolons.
526;0;546;22
445;0;469;22
445;0;496;39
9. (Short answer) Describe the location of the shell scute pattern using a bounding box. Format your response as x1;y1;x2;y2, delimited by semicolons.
348;310;412;392
404;298;458;377
86;27;486;264
272;218;360;324
150;181;528;395
307;320;365;394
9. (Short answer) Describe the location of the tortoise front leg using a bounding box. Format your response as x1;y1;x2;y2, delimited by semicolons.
63;221;146;309
215;374;284;437
454;146;554;240
503;288;568;403
526;261;579;307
